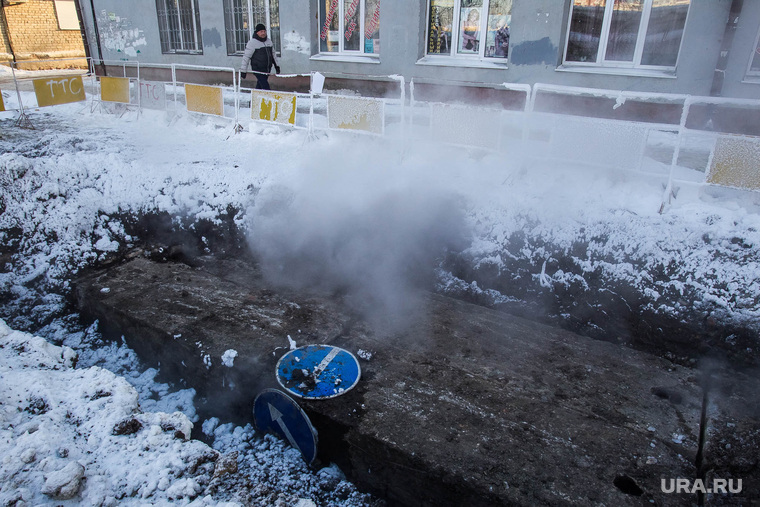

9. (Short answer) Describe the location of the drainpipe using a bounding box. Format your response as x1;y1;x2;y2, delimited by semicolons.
1;4;18;65
74;0;90;61
710;0;743;96
86;0;105;75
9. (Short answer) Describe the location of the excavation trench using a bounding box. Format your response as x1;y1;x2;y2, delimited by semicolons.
71;251;760;506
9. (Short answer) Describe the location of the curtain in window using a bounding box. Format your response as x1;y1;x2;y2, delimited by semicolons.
427;0;454;55
457;0;483;54
364;0;380;53
320;0;378;54
484;0;510;58
320;0;340;52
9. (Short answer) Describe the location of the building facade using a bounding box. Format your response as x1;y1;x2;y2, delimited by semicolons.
1;0;87;69
75;0;760;99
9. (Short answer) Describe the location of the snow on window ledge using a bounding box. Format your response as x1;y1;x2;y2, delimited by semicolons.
310;54;380;64
416;56;508;70
741;75;760;85
556;65;677;80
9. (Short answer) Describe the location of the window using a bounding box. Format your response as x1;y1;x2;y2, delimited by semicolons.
223;0;281;56
156;0;203;54
319;0;380;55
426;0;511;60
564;0;690;70
748;26;760;78
54;0;80;30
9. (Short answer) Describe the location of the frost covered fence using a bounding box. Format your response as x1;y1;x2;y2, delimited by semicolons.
527;84;689;175
168;63;240;127
89;60;140;114
3;58;760;195
409;78;531;151
688;96;760;192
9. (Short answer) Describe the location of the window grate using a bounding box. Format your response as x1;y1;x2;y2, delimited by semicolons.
223;0;281;56
156;0;203;54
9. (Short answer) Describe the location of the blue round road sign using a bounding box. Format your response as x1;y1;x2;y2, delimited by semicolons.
253;388;318;464
276;344;361;399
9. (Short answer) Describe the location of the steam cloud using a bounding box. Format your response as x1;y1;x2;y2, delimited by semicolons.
247;151;468;328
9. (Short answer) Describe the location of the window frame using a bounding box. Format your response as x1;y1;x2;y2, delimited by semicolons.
223;0;281;57
318;0;380;56
424;0;511;62
156;0;203;55
747;24;760;79
54;0;81;31
562;0;690;72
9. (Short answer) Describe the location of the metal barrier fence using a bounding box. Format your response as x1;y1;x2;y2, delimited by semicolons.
0;57;95;128
2;58;759;201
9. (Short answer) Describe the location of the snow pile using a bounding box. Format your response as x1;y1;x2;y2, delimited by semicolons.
0;319;378;506
221;349;238;367
0;319;222;505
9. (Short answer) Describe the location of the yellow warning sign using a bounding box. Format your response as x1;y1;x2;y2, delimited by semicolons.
251;90;296;125
33;76;86;107
327;95;384;134
100;76;130;104
707;135;760;191
185;84;224;117
0;92;5;112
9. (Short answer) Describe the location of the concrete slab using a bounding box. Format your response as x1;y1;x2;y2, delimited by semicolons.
72;256;757;506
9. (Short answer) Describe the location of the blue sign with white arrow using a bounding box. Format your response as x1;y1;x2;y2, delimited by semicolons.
253;388;318;464
276;344;361;399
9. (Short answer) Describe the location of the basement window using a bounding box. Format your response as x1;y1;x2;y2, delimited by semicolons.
54;0;80;30
563;0;690;72
156;0;203;54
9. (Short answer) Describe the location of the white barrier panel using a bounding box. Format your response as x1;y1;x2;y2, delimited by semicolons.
430;104;501;150
251;90;297;125
540;115;649;171
707;135;760;191
139;81;166;110
100;76;130;104
327;95;384;135
33;76;86;107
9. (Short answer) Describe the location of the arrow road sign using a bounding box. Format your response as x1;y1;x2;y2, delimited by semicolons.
276;344;361;399
253;388;318;464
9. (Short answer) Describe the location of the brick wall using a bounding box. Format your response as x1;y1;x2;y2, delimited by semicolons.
1;0;86;70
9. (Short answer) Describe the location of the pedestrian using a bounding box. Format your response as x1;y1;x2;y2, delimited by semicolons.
240;23;280;90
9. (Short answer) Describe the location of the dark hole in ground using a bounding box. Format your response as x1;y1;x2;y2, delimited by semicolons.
3;208;760;505
613;475;643;496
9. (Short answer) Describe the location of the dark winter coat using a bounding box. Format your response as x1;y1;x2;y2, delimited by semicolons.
241;34;278;75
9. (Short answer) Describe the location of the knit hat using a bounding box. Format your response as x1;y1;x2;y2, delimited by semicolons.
255;23;266;32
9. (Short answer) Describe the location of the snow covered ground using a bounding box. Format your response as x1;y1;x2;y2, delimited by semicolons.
0;83;759;504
